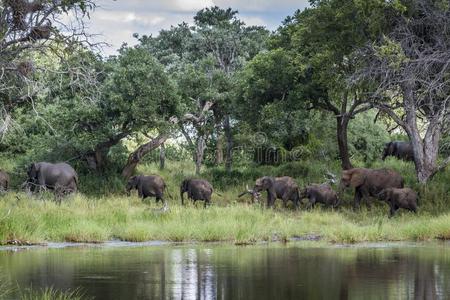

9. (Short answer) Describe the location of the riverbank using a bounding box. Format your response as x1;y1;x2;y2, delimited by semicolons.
1;193;450;245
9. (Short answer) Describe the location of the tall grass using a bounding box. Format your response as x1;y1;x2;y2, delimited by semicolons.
0;158;448;245
1;192;450;245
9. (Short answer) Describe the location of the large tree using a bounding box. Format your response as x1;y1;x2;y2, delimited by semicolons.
267;0;390;169
0;0;95;138
353;0;450;183
37;46;178;173
139;7;268;174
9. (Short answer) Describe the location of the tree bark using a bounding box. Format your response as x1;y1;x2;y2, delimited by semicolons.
402;83;443;183
195;136;206;175
224;114;233;173
336;116;353;170
122;134;168;179
215;134;224;165
159;143;166;170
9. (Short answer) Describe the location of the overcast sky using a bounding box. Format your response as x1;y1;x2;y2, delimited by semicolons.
86;0;310;55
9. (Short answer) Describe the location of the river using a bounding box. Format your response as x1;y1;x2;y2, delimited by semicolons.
1;242;449;299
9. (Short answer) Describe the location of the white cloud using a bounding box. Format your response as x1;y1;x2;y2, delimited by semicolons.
172;0;215;12
86;0;310;55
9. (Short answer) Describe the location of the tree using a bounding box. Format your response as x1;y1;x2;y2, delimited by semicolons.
353;0;450;183
193;7;269;172
269;0;390;169
38;46;178;173
0;0;95;138
139;7;268;174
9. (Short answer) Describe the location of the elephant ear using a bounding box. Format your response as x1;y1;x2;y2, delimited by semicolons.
28;163;38;179
263;176;274;187
349;169;365;187
181;179;189;191
129;175;137;185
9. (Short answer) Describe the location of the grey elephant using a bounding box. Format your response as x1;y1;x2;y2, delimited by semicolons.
126;175;167;205
253;176;300;209
382;141;414;161
377;187;418;217
0;170;10;192
299;183;340;209
340;168;404;209
180;179;213;208
26;162;78;197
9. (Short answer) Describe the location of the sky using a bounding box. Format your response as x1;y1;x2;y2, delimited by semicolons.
86;0;310;55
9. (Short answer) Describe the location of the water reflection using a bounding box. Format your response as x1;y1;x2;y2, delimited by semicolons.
0;244;450;299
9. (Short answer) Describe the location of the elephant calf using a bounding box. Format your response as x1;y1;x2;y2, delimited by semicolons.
126;175;167;205
0;170;9;192
300;184;339;209
253;176;300;209
180;179;213;208
378;187;418;217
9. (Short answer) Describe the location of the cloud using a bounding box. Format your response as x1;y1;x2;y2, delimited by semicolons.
86;0;309;55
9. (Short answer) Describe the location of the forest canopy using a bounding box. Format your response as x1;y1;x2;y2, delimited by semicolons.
0;0;449;186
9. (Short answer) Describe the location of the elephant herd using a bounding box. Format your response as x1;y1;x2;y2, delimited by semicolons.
0;140;418;216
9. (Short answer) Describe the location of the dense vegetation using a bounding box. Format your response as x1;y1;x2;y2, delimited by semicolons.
0;0;449;246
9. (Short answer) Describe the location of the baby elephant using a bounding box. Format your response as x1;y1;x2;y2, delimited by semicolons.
126;175;167;205
0;170;9;192
299;184;339;209
377;187;418;217
180;179;213;208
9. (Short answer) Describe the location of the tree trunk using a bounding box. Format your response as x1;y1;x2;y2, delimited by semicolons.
159;143;166;170
402;83;442;183
122;134;168;179
224;114;233;173
336;116;353;170
214;115;223;165
215;134;224;165
195;136;206;175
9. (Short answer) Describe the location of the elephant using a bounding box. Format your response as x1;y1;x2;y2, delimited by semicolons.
377;187;418;217
0;170;9;192
126;175;167;205
382;141;414;161
253;176;300;209
180;179;213;208
299;183;340;209
340;168;404;209
26;162;78;198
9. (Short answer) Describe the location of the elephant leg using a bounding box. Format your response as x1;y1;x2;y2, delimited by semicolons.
294;199;300;210
389;202;398;217
353;188;363;209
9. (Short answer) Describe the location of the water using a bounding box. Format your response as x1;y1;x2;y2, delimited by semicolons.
1;242;450;299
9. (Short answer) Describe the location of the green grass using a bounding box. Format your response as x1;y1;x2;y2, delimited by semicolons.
0;272;87;300
1;192;450;245
0;159;449;246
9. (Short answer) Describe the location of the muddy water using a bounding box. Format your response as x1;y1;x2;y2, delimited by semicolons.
1;242;450;299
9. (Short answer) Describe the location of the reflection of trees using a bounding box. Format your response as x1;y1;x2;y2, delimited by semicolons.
0;245;450;299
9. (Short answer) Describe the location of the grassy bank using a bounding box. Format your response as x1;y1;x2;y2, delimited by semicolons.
1;193;450;245
0;158;449;245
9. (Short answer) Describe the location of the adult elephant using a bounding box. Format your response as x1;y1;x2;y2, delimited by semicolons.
0;170;9;192
253;176;300;209
340;168;404;209
180;179;213;208
26;162;78;197
382;141;414;161
126;175;167;205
